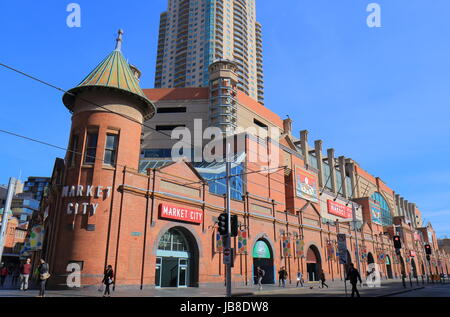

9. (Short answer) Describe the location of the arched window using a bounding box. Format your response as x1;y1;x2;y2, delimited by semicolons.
158;228;189;252
371;192;392;226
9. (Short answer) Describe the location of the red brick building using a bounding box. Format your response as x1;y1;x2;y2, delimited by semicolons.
41;33;450;289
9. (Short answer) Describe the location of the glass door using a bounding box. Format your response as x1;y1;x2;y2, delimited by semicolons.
178;258;189;287
155;257;162;288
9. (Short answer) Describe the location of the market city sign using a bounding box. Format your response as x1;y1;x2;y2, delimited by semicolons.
159;203;203;224
62;185;112;215
327;200;352;219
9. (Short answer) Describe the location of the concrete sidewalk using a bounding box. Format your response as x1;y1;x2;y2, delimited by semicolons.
239;278;427;297
0;277;443;297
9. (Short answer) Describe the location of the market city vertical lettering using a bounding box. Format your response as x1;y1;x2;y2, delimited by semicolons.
62;185;111;215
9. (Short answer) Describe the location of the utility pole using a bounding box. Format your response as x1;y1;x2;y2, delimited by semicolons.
352;203;361;274
225;143;232;297
0;178;17;261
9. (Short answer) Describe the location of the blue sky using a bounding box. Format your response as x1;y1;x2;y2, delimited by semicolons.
0;0;449;237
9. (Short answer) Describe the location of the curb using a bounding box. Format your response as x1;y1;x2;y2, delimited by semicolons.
233;284;428;298
233;292;255;297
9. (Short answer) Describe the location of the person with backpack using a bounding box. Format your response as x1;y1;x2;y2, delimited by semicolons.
255;266;265;290
37;259;50;297
278;267;288;287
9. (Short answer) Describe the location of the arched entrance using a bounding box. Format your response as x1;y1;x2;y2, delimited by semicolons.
253;239;274;284
411;258;418;278
385;255;393;279
306;245;322;281
367;252;375;264
155;227;199;288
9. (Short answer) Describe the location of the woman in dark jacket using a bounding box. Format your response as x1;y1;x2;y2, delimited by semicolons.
102;265;114;297
37;259;50;297
319;271;329;288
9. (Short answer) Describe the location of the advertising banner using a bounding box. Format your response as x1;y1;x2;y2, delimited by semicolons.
216;232;224;253
295;167;319;203
360;246;368;262
327;242;335;261
295;239;305;258
414;233;421;241
370;202;382;225
237;228;247;254
378;252;386;264
282;236;291;258
337;234;348;264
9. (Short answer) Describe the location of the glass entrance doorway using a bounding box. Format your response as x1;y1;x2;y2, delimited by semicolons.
252;239;274;284
306;245;322;281
155;228;196;288
155;257;189;288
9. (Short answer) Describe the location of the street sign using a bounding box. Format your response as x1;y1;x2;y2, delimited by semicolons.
337;234;348;265
224;248;231;265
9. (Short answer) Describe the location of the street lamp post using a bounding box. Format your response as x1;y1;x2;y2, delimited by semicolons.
340;203;361;274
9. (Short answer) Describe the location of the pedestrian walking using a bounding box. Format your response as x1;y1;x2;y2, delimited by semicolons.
37;259;50;297
255;266;265;290
296;271;304;287
102;265;114;297
20;258;32;291
346;263;362;297
278;267;288;287
0;263;8;287
319;271;329;288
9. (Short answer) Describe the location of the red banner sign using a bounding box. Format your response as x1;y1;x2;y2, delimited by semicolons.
327;200;352;219
159;204;203;224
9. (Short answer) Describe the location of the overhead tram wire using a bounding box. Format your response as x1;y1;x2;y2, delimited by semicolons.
0;127;289;189
0;62;295;162
0;62;187;147
180;165;288;187
0;62;294;182
0;128;350;203
0;128;134;173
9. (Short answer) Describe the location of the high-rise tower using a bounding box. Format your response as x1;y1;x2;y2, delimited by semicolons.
154;0;265;105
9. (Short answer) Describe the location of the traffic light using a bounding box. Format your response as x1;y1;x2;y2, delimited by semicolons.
218;213;228;236
393;236;402;249
230;215;238;237
425;244;432;255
